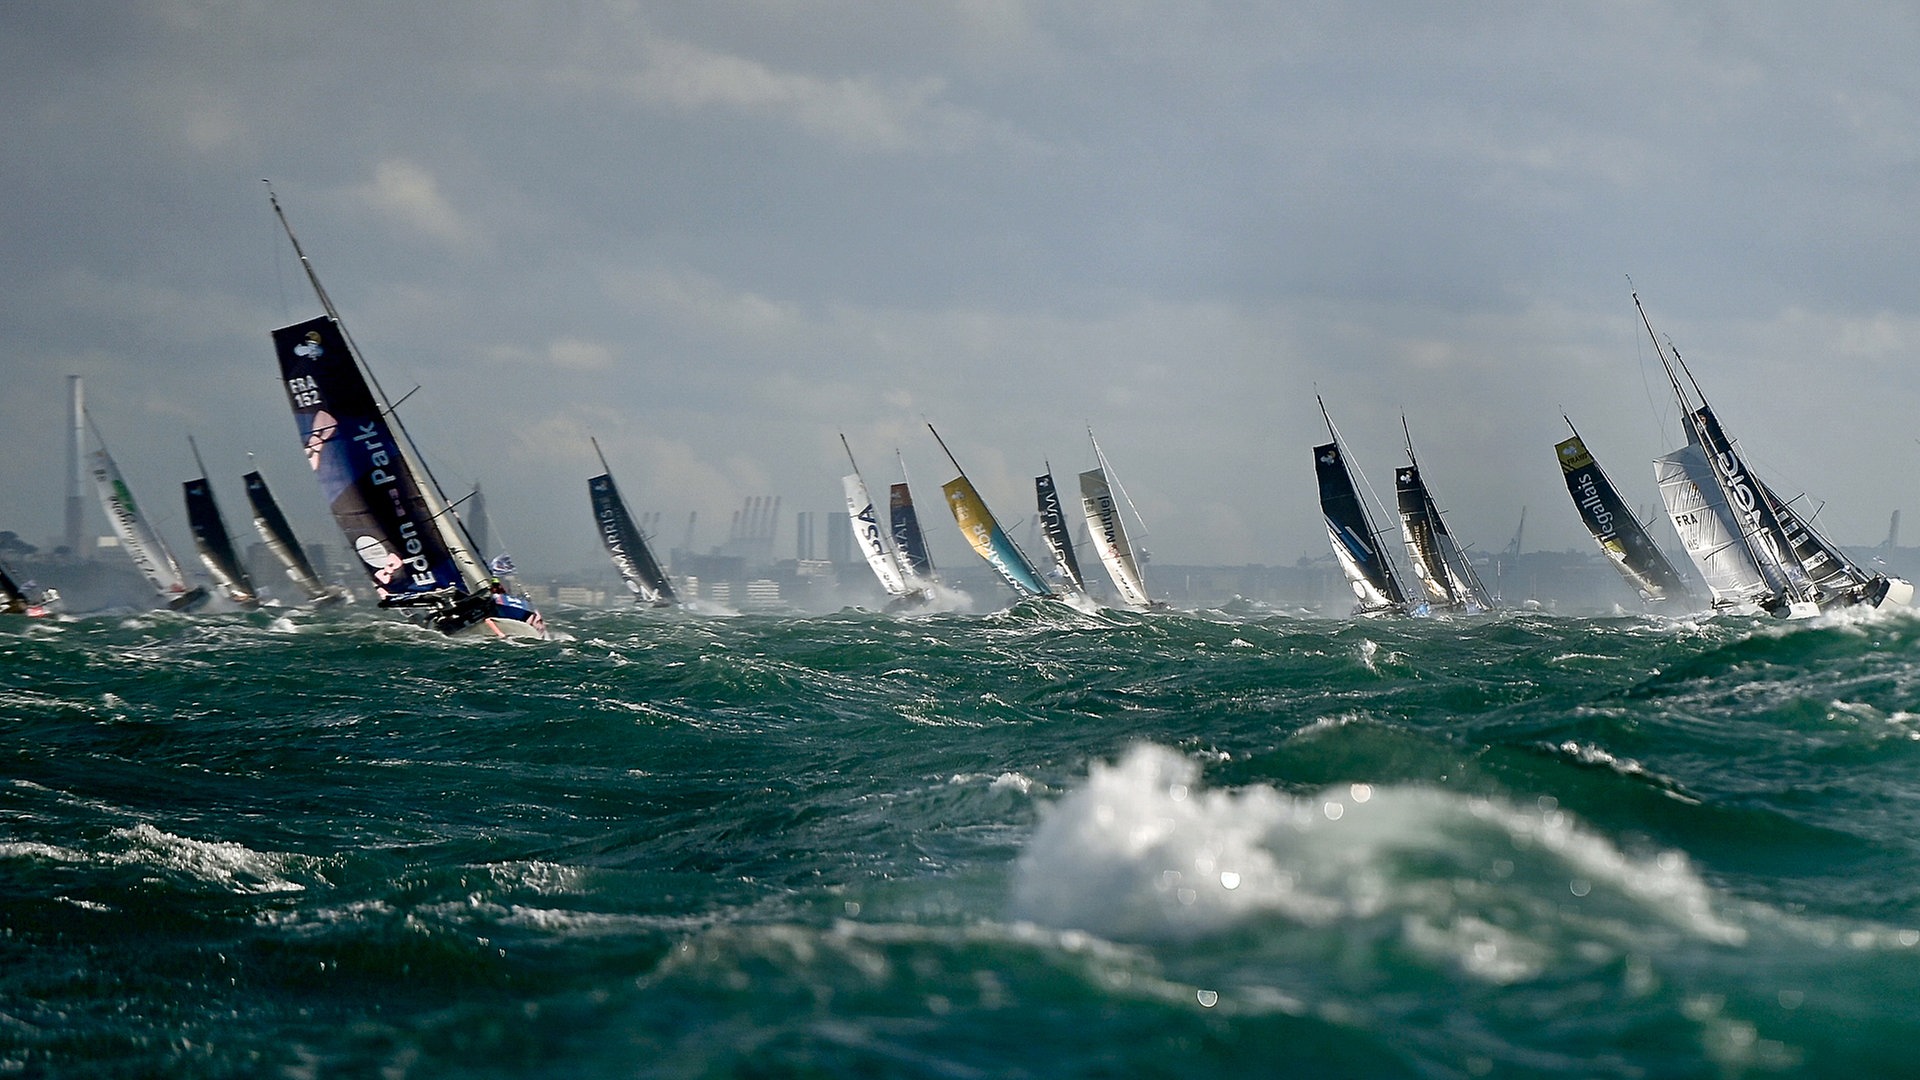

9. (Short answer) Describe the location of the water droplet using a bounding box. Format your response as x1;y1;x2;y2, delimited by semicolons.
1197;989;1219;1008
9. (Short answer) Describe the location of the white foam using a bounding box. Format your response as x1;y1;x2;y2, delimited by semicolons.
1011;744;1749;979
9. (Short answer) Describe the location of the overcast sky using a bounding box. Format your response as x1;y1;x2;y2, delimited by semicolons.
5;2;1920;582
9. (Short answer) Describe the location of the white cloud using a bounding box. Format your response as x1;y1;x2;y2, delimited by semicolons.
352;160;476;248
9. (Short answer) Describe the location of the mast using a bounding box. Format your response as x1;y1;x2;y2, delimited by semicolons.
265;181;491;593
1632;290;1805;608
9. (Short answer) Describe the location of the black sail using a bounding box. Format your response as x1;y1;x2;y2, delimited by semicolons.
1396;464;1458;607
183;474;259;607
1555;431;1689;603
589;472;677;606
1315;441;1406;611
243;469;336;603
1035;469;1086;592
272;315;469;604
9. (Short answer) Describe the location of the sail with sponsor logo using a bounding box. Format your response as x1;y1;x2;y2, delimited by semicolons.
1079;429;1159;609
1035;465;1087;595
928;423;1052;601
85;416;209;612
1314;397;1411;615
840;435;923;605
1634;291;1909;616
243;465;345;605
888;452;938;592
1555;418;1690;604
182;437;259;609
265;184;546;638
588;438;678;607
1395;420;1492;613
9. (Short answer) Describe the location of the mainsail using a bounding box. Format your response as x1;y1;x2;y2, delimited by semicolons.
929;424;1052;600
266;186;545;638
1633;291;1908;615
889;462;937;590
1079;429;1156;609
1035;466;1087;594
1314;397;1408;614
1395;422;1492;613
588;438;678;606
182;438;259;608
86;423;208;611
243;468;341;604
1554;421;1689;604
841;435;918;602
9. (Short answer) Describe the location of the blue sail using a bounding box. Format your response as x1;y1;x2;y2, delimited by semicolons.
271;315;468;604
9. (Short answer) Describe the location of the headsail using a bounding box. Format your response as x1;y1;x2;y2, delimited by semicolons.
182;438;259;608
1035;467;1087;594
1314;398;1409;615
1554;422;1689;604
243;467;341;604
86;423;207;611
1078;429;1155;609
588;438;678;606
928;424;1052;600
1655;442;1772;610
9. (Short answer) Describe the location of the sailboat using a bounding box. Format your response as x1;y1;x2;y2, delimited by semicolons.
841;435;927;607
1635;292;1910;617
888;452;939;594
265;186;547;639
928;423;1053;601
182;437;260;609
86;417;209;612
243;465;347;605
1554;417;1690;605
1314;397;1414;615
1395;420;1493;613
0;560;56;617
1035;465;1088;596
1079;428;1161;610
588;438;678;607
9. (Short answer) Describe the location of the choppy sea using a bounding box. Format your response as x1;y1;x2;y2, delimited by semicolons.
6;600;1920;1077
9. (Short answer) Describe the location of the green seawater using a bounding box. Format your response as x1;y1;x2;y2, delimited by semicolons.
5;602;1920;1077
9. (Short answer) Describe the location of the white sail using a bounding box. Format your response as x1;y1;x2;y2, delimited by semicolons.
87;446;194;602
843;472;912;597
1655;444;1771;610
1078;453;1153;610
